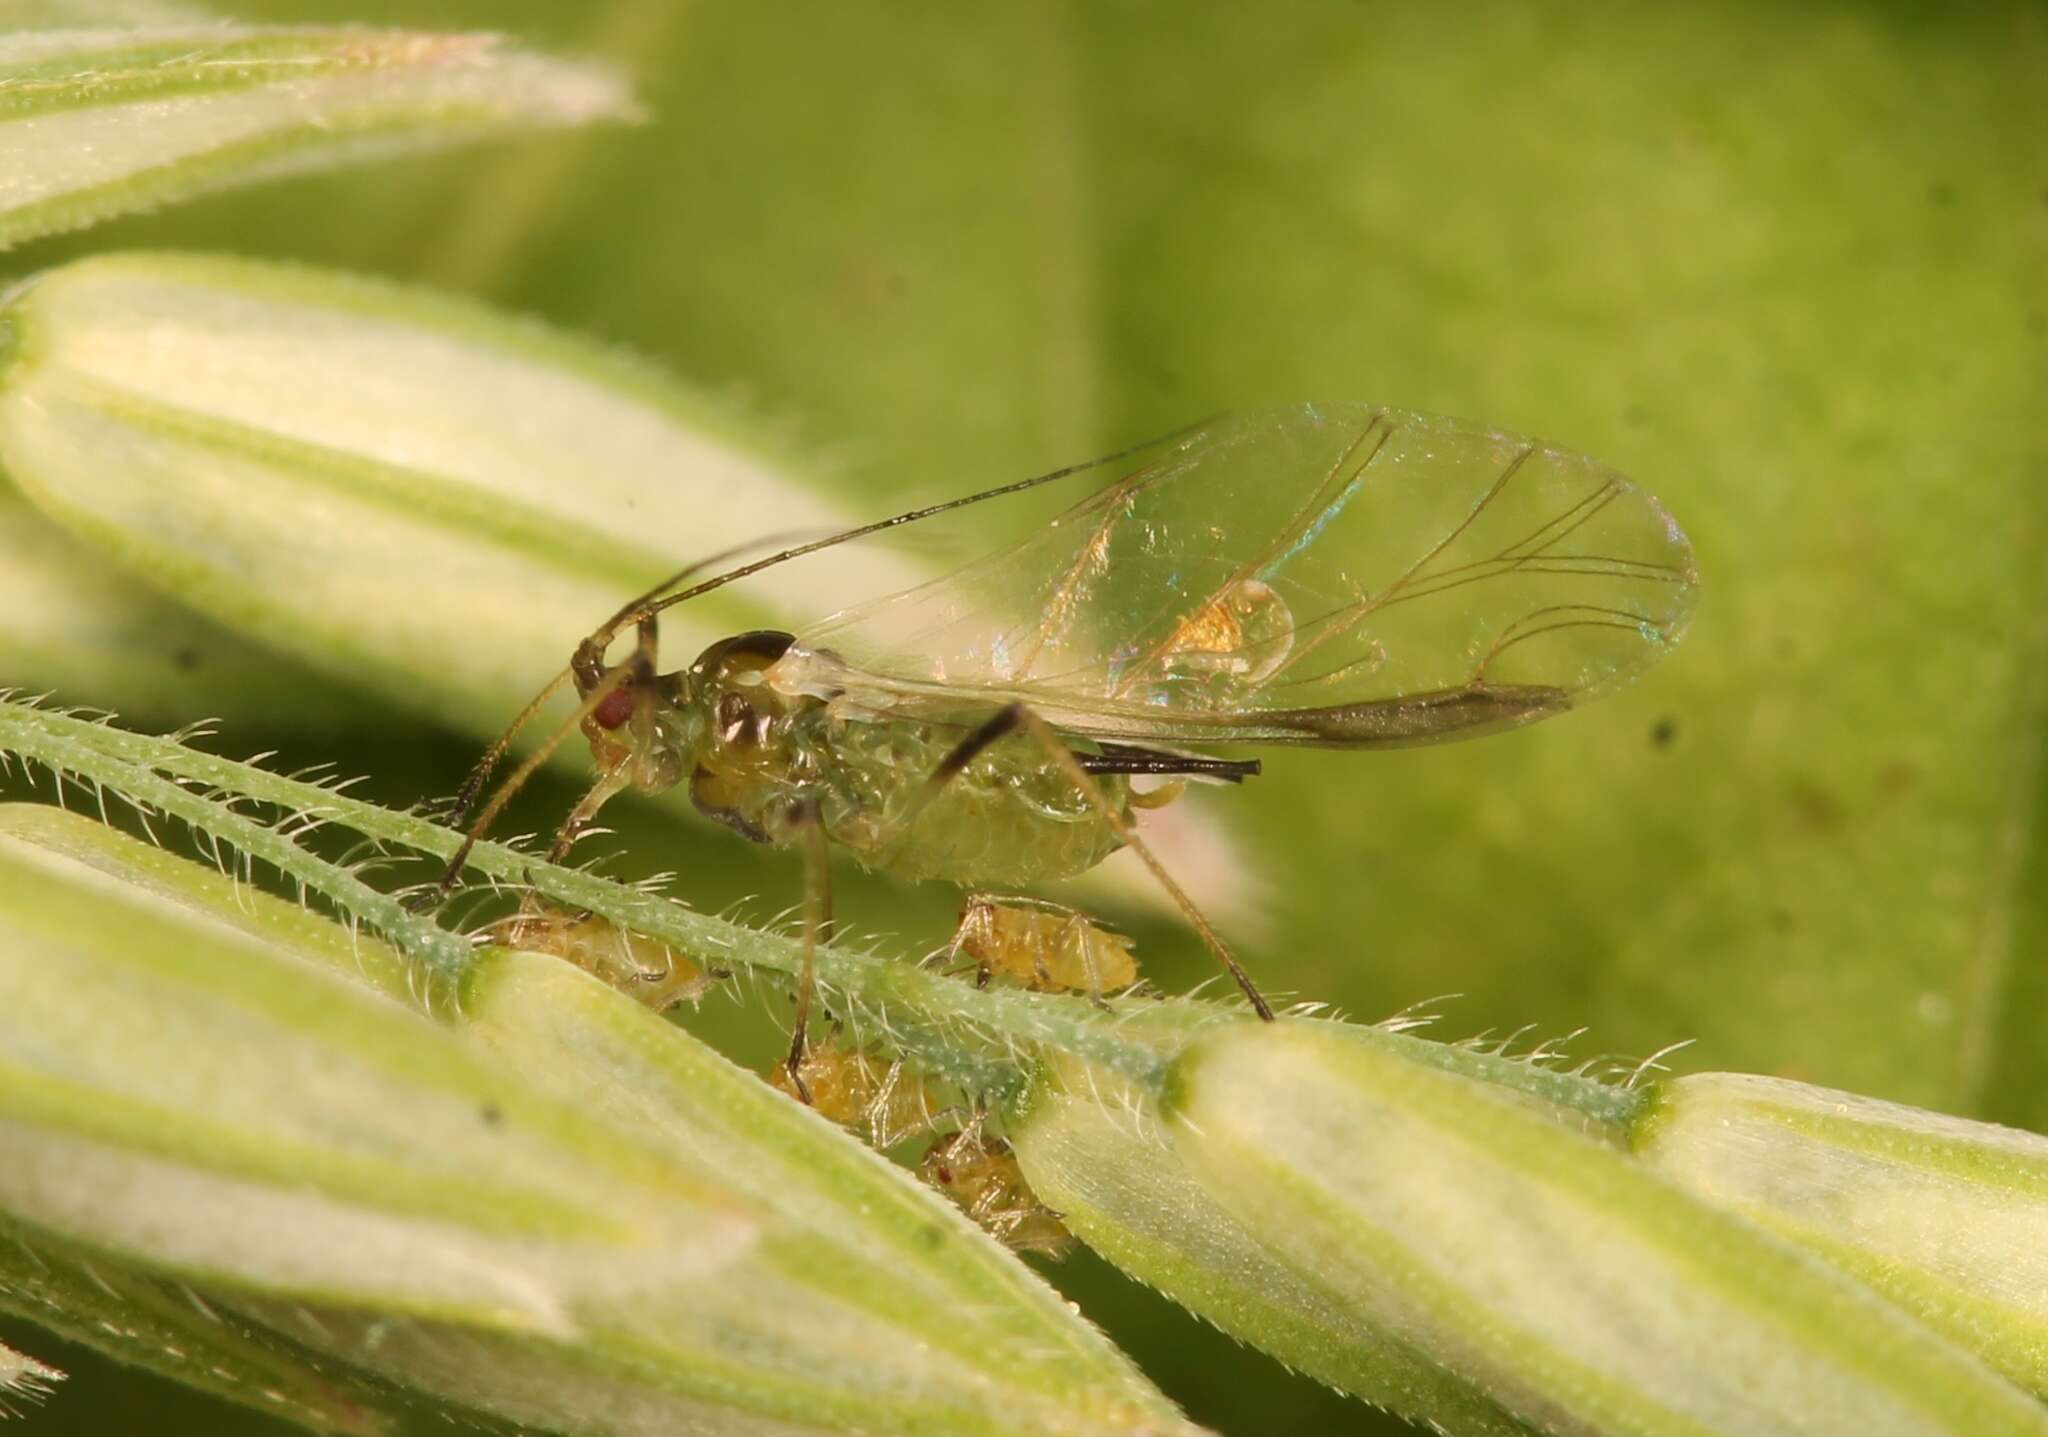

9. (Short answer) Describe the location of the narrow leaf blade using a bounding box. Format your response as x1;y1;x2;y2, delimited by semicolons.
0;25;632;250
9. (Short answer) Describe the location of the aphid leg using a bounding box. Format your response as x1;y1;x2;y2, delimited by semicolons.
948;893;999;988
544;769;631;865
782;795;835;1104
447;667;572;828
623;612;662;776
420;660;636;905
1127;779;1187;811
430;616;664;902
1055;910;1104;1003
950;708;1269;1023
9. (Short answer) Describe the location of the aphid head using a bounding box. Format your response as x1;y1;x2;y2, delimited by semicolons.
581;663;701;795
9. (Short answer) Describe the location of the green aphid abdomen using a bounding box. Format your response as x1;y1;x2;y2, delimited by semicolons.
812;715;1130;888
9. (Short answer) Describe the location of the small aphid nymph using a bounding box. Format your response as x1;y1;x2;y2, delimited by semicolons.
768;1041;947;1148
947;894;1139;998
488;901;723;1011
922;1124;1075;1258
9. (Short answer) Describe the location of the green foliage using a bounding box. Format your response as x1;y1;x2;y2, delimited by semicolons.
0;3;2041;1434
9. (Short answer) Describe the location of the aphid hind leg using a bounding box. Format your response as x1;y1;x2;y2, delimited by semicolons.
921;703;1276;1022
782;796;835;1105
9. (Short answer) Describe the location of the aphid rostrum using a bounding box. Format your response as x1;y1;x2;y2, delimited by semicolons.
439;403;1697;1086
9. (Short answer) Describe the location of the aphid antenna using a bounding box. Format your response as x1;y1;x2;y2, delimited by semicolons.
624;420;1212;633
1174;970;1295;1017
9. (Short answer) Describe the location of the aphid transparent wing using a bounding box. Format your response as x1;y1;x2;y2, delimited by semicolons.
789;403;1696;746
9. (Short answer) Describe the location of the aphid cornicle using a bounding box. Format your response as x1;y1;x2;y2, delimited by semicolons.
440;403;1697;1088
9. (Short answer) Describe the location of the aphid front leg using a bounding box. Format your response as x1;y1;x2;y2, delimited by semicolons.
430;616;667;901
544;770;630;864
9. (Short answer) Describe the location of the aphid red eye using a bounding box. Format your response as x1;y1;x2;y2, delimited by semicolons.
594;688;636;730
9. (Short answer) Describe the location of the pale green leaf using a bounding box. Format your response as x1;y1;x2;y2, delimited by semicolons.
0;251;911;731
1634;1072;2048;1400
0;802;1201;1435
1014;1053;1538;1437
0;483;363;728
0;1223;383;1434
0;24;632;251
1162;1024;2047;1437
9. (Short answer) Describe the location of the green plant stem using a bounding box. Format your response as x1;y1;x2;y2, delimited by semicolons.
0;694;1645;1123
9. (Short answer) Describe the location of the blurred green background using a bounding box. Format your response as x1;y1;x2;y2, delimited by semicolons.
2;2;2044;1433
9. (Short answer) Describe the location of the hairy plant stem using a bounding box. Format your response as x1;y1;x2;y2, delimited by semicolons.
0;695;1645;1123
